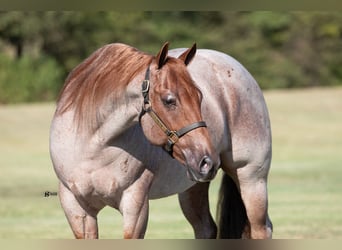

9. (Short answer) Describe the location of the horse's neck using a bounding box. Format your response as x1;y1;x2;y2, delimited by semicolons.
90;80;143;147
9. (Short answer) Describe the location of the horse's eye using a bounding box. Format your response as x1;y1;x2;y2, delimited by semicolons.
162;94;177;107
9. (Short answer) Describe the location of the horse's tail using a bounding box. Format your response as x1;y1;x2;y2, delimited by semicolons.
216;172;248;238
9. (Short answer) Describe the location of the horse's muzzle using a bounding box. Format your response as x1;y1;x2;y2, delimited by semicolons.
187;155;219;183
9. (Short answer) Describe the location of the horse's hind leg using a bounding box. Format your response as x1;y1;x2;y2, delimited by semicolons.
236;162;273;239
218;152;272;238
59;182;99;239
178;182;217;238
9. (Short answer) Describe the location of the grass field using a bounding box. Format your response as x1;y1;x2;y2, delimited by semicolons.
0;87;341;239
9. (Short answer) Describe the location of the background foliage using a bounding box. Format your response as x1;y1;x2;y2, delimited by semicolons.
0;11;341;103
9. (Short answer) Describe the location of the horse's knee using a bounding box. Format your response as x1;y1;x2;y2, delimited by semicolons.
59;182;100;239
178;183;217;239
120;193;149;239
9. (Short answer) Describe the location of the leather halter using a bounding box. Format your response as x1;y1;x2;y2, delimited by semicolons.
139;66;207;156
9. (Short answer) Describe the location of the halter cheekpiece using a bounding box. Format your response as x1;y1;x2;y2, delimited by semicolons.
139;65;207;157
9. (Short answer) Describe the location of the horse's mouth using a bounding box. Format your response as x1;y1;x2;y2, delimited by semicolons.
186;166;217;183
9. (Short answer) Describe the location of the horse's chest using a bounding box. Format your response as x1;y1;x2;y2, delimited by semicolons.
148;161;195;199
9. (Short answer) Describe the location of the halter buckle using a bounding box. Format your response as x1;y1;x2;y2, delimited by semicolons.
142;79;151;111
142;80;150;93
167;131;179;144
142;100;152;112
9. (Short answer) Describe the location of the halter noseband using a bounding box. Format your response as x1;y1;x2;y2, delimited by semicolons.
139;66;207;156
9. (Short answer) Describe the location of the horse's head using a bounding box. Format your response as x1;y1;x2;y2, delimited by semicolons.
140;42;219;182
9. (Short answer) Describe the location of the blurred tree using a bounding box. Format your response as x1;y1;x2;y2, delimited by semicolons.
0;11;342;103
0;11;43;58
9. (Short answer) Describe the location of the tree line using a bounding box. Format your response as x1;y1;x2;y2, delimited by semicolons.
0;11;341;103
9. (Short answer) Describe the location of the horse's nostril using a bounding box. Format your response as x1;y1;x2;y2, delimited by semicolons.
199;156;213;174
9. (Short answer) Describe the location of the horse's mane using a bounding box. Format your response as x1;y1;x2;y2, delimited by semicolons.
56;43;153;131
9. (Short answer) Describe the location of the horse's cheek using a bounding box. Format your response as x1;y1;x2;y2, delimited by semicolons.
140;115;166;146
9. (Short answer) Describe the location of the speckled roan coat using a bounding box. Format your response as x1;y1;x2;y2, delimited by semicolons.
50;42;272;239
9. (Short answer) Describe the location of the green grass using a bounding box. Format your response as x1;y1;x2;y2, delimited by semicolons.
265;87;342;239
0;87;342;239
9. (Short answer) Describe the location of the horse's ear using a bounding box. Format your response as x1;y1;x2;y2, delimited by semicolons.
156;42;169;69
178;43;196;65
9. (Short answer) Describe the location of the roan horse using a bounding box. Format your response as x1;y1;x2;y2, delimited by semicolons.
50;42;273;239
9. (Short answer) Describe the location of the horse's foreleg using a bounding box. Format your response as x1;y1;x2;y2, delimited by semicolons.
121;194;149;239
178;182;217;238
119;169;153;239
237;164;273;239
59;182;99;239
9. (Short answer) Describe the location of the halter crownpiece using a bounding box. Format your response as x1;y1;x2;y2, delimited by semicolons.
140;65;207;156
